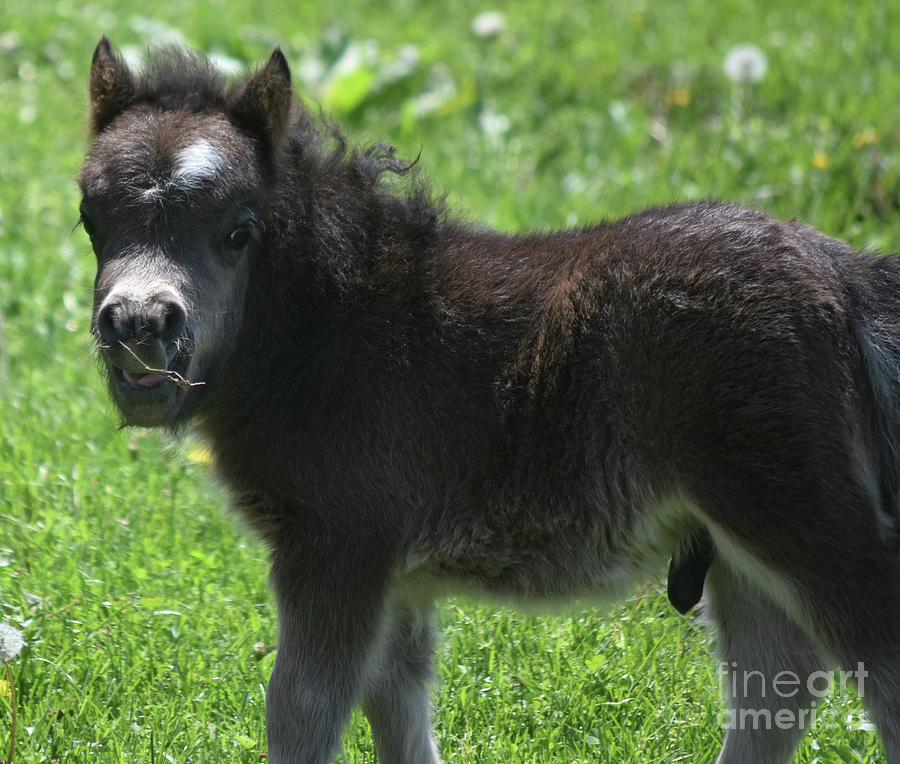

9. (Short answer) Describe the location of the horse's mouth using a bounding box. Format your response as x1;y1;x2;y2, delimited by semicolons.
114;365;177;392
121;369;166;388
105;351;193;426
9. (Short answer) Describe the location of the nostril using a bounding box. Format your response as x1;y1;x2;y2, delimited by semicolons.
96;300;127;345
153;297;187;341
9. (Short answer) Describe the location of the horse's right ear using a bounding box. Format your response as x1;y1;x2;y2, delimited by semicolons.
89;36;136;134
227;49;293;152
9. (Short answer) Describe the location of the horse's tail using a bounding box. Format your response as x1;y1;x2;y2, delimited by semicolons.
847;254;900;541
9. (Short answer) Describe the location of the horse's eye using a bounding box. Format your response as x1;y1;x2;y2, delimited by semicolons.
225;225;251;250
78;207;97;239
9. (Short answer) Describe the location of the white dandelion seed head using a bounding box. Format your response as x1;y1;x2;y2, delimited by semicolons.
472;11;507;39
0;622;24;662
723;44;767;83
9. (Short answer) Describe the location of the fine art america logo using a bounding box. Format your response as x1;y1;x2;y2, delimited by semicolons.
718;662;868;731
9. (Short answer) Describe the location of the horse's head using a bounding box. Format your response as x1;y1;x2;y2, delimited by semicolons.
77;38;293;426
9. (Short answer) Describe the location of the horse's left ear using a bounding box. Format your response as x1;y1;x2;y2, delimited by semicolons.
89;36;136;134
228;48;293;151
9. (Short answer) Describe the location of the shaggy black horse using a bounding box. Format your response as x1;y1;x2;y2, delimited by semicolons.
78;38;900;763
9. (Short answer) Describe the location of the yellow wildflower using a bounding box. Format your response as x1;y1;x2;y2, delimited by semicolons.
852;128;879;148
812;151;830;170
666;88;691;107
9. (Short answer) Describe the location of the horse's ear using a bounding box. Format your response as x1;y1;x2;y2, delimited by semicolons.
89;36;135;134
228;49;293;151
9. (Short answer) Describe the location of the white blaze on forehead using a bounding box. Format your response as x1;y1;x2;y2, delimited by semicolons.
172;139;225;186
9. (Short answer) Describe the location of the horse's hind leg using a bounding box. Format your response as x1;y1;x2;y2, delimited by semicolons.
705;561;829;764
704;487;900;762
801;556;900;762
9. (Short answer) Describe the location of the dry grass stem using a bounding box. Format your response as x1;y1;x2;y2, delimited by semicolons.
118;342;205;390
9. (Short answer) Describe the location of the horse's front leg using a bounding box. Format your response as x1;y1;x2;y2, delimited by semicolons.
264;519;395;764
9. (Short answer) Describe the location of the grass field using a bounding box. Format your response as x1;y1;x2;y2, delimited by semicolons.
1;0;898;761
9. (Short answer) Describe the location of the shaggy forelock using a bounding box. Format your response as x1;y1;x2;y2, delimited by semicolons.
130;47;230;113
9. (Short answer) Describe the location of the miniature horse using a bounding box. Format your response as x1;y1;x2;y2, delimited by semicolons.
78;38;900;762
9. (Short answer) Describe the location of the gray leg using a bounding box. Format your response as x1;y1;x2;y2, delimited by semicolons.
695;448;900;762
265;527;395;764
766;535;900;761
859;662;900;763
707;529;900;763
800;563;900;764
362;594;441;764
705;562;828;764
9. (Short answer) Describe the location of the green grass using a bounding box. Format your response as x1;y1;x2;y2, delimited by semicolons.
1;0;897;760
